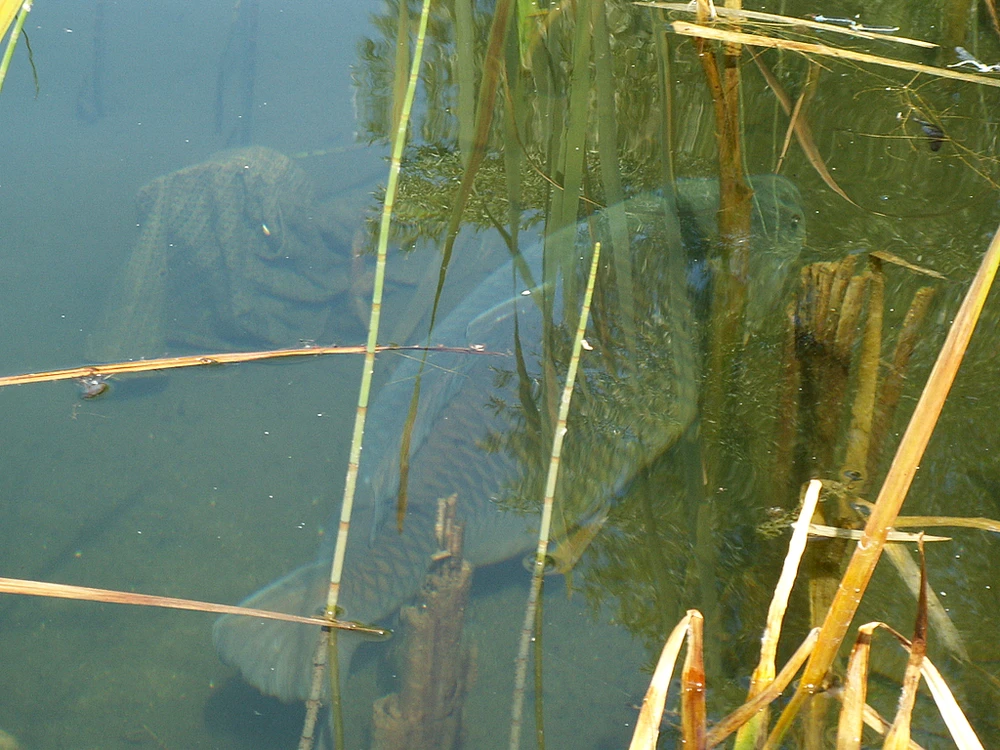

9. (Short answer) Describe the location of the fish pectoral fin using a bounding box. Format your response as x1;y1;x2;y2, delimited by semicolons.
522;504;610;583
212;561;351;703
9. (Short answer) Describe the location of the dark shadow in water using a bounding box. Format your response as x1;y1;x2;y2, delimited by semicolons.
204;677;305;748
0;483;148;626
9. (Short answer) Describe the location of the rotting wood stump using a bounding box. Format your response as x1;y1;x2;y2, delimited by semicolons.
371;494;475;750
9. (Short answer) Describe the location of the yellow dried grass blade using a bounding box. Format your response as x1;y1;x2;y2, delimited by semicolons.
869;624;982;749
707;628;819;747
837;623;878;749
888;514;1000;533
804;524;948;543
920;657;984;749
671;21;1000;88
734;479;821;748
0;0;29;94
770;217;1000;745
860;705;925;749
842;622;976;749
885;539;978;749
642;3;937;48
0;0;20;40
884;539;930;749
629;611;696;750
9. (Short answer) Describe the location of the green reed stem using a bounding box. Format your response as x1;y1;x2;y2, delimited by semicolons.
509;241;602;750
454;0;475;166
546;0;591;312
325;0;431;626
304;1;432;747
592;0;635;354
0;0;31;95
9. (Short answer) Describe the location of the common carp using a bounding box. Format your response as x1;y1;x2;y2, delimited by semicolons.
212;175;806;706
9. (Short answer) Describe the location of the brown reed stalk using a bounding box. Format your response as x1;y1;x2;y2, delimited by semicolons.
867;286;936;480
692;0;753;677
0;344;494;390
765;221;1000;748
841;258;884;486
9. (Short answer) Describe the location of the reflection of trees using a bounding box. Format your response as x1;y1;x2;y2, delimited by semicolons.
354;0;691;238
363;146;551;251
351;0;1000;723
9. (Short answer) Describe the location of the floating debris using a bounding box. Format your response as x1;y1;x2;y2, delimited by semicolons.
76;373;109;399
948;46;1000;73
805;14;900;33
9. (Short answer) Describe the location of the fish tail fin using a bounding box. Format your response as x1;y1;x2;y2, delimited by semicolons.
213;561;338;703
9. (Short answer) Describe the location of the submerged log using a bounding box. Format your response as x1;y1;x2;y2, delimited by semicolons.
371;495;475;750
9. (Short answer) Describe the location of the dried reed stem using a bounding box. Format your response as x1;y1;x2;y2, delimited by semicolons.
672;21;1000;88
733;479;822;749
0;345;493;389
766;222;1000;747
629;612;697;750
0;576;386;633
643;3;937;48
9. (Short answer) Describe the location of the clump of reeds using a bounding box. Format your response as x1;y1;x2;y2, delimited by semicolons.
625;215;1000;747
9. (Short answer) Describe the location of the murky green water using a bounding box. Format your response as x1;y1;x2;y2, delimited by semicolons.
2;1;1000;748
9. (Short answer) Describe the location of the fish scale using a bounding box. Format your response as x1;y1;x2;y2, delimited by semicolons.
213;176;806;706
212;378;534;702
